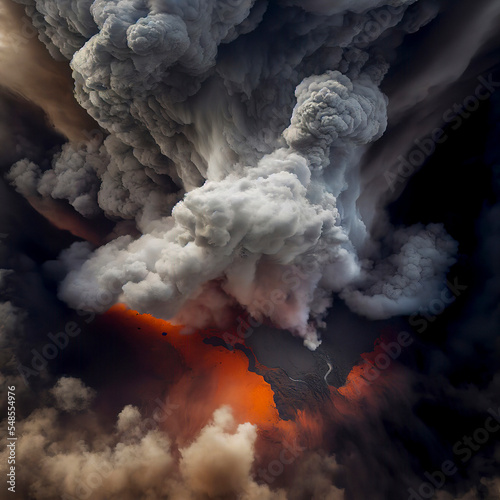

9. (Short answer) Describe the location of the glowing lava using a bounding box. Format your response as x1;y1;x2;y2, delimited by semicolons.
99;304;298;442
337;334;408;402
97;303;405;469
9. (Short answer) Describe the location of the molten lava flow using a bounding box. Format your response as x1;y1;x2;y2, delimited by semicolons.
93;304;415;491
99;304;299;444
97;303;400;482
337;333;408;401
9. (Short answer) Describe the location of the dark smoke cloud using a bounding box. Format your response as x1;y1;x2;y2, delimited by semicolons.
0;1;499;500
5;0;464;350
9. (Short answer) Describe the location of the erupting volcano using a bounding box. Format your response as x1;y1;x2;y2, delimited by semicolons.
1;0;500;499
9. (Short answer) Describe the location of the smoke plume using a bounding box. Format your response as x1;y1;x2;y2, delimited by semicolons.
1;0;500;499
6;0;465;349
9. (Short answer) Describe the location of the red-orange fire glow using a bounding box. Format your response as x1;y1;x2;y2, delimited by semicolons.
97;304;406;470
337;334;407;402
100;304;298;444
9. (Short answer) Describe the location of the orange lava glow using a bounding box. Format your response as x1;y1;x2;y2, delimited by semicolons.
97;304;403;459
100;304;298;443
336;360;373;400
337;335;404;401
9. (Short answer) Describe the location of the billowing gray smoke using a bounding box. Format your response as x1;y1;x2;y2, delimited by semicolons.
7;0;458;348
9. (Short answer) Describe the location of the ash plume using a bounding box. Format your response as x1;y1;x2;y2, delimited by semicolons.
7;0;464;349
1;1;500;500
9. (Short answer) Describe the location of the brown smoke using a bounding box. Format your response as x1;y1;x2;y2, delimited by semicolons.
0;0;96;141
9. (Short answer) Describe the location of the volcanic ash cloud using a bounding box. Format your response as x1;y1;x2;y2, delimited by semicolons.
7;0;457;348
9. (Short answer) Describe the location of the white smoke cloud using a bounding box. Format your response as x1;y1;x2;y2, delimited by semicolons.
50;377;96;412
55;72;390;349
283;70;387;172
7;136;181;225
6;0;459;349
341;223;458;319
